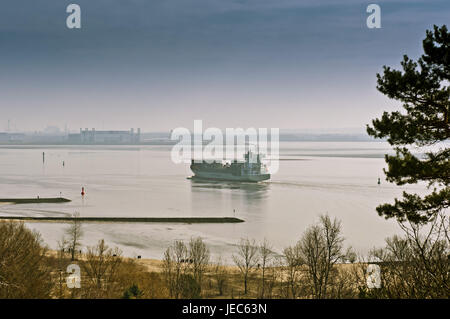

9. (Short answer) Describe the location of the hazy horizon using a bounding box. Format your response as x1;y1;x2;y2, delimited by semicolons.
1;0;449;132
1;125;370;135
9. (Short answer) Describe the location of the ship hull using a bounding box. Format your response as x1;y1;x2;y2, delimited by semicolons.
191;171;270;182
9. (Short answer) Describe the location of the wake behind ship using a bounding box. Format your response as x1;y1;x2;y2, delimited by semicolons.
190;151;270;182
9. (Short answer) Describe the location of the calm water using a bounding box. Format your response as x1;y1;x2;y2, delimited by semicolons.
0;142;428;262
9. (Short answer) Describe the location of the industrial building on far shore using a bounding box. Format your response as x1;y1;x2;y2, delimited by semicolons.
68;128;141;144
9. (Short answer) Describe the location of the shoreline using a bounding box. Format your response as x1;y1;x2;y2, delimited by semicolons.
0;198;71;204
0;216;245;224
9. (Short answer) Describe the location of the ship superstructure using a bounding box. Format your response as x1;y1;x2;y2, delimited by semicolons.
190;151;270;182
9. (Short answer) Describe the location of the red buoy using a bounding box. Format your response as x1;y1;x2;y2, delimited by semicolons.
81;187;85;196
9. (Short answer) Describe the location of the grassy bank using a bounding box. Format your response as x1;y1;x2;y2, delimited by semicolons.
43;248;363;299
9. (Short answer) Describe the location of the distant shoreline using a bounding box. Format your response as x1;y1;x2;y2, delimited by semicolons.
0;133;380;146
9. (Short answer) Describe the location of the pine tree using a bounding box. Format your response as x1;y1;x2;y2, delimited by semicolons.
367;25;449;224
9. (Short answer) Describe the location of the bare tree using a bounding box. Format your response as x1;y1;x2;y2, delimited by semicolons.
268;255;286;299
397;211;449;296
188;237;210;287
263;261;279;299
162;240;189;298
162;247;175;297
56;236;68;298
363;213;449;299
0;221;53;298
298;214;345;298
258;238;273;298
81;239;122;298
212;256;228;296
283;243;302;298
65;212;83;261
232;238;258;295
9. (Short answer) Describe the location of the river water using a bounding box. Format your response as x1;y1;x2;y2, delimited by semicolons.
0;142;428;262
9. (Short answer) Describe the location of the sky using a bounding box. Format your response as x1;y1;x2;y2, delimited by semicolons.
0;0;449;132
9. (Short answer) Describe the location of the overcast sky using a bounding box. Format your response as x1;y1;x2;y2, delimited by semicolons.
0;0;449;132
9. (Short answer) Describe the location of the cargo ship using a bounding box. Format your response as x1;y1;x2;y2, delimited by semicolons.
190;151;270;182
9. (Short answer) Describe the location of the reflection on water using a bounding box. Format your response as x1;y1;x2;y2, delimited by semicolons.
191;179;269;195
190;179;270;217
